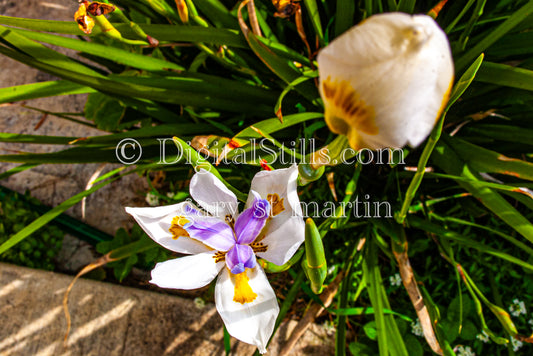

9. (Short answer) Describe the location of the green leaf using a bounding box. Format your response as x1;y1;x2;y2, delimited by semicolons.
439;319;459;343
455;0;533;72
475;61;533;91
0;123;200;146
223;326;231;356
115;254;138;282
0;163;38;180
0;25;102;77
397;0;415;13
462;124;533;145
0;46;273;115
193;0;239;29
444;0;476;33
0;16;247;47
0;81;94;105
240;29;318;103
429;213;533;256
456;0;487;52
459;320;478;341
448;294;473;320
348;342;375;356
363;321;378;340
446;136;533;181
363;239;408;356
449;54;485;106
403;335;423;356
110;73;280;105
13;28;185;72
85;92;126;131
335;0;356;38
233;112;323;141
408;216;533;271
303;0;324;44
433;137;533;244
459;266;518;338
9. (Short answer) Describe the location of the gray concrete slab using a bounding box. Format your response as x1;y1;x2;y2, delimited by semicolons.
0;263;334;355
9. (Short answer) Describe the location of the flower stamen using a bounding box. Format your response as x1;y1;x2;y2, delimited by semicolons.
267;193;285;216
213;251;226;263
251;241;268;253
225;214;235;228
233;270;257;304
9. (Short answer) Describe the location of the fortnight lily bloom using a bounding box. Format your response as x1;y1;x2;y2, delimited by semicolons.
126;165;304;353
317;12;454;150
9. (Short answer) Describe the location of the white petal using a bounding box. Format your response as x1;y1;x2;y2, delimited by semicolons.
150;252;224;289
215;267;279;353
317;12;454;150
125;203;209;255
248;165;302;215
248;165;305;265
255;213;305;266
190;169;239;219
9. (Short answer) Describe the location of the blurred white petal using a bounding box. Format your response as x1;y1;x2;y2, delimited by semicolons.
317;12;454;150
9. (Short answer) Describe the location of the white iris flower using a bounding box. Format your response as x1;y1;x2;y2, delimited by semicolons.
125;165;305;353
317;12;454;150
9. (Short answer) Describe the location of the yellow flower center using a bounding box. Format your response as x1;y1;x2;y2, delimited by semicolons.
233;270;257;304
169;215;190;240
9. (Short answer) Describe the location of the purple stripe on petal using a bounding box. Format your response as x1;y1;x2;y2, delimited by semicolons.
234;198;270;244
185;218;235;251
184;204;203;216
226;244;256;274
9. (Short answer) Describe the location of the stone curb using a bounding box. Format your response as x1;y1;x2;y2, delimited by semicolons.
0;263;334;355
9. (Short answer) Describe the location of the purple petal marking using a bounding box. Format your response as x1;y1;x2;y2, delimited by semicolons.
234;198;270;244
184;204;203;216
185;218;235;251
226;244;256;274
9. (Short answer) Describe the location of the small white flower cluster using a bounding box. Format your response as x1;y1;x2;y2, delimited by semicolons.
194;297;206;309
410;319;423;337
389;273;402;287
322;320;336;336
510;336;523;352
145;192;159;206
508;298;527;317
456;345;475;356
475;330;489;343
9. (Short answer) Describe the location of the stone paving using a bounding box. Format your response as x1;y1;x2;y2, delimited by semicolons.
0;263;334;356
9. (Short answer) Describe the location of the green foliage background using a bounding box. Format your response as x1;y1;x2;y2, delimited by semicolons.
0;0;532;355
